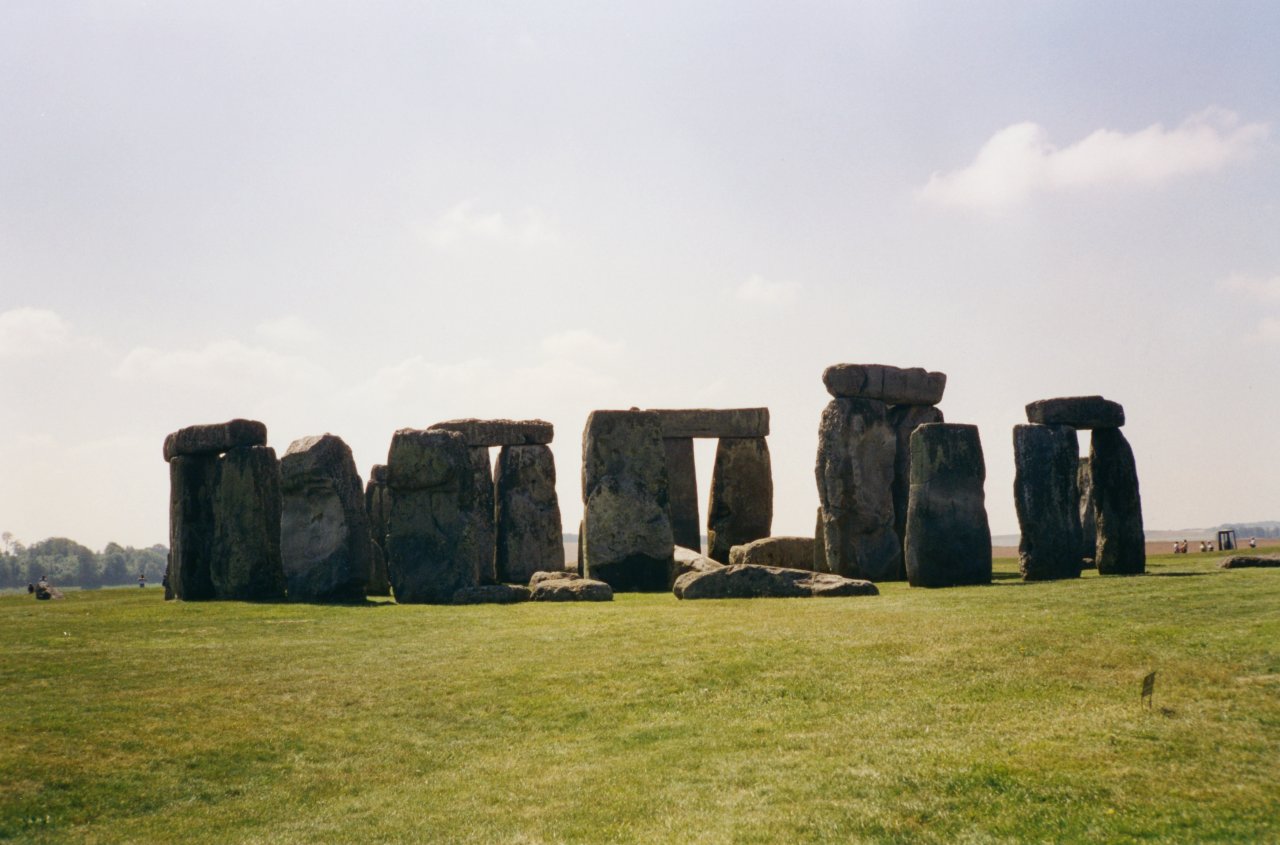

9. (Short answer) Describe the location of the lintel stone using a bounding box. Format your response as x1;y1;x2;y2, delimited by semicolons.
647;408;770;439
164;419;267;462
822;364;946;405
428;418;553;447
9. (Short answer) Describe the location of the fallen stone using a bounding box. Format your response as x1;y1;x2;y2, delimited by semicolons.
529;569;581;585
494;444;564;584
1025;396;1124;429
1013;424;1082;581
428;418;553;447
279;434;370;602
822;365;946;405
1090;427;1145;575
729;536;815;570
452;584;531;604
648;408;770;439
816;398;901;581
1219;555;1280;569
673;564;879;600
672;546;724;583
889;404;945;556
163;419;267;462
707;437;773;563
529;578;614;601
904;423;991;587
663;437;701;552
468;447;497;585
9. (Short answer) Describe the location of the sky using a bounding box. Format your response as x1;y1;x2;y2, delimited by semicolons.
2;1;1278;551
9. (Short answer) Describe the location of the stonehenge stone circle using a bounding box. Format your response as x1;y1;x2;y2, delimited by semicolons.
662;437;702;552
494;444;564;584
1219;555;1280;569
822;364;946;406
1025;396;1125;429
581;410;674;591
706;436;773;563
815;397;901;581
1090;428;1146;575
649;408;770;439
384;428;479;603
889;404;945;560
728;536;815;570
428;418;553;446
363;464;392;596
1013;424;1083;581
467;447;497;585
904;423;992;588
279;434;370;602
673;564;879;600
1078;456;1097;567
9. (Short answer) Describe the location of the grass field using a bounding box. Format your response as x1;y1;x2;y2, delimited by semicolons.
2;552;1278;844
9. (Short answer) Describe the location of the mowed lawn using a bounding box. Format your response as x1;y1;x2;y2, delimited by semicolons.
2;553;1278;844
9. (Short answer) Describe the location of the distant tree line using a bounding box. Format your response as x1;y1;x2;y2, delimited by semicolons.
0;533;167;589
1221;523;1280;539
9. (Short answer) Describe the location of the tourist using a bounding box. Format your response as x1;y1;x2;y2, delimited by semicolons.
138;572;146;588
1250;536;1257;549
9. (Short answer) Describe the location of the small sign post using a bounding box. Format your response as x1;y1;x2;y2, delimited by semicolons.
1140;670;1157;709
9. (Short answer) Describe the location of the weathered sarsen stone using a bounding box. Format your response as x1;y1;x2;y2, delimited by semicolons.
673;564;879;600
1026;396;1124;430
823;364;946;406
530;578;613;601
1090;428;1146;575
707;437;773;563
904;424;991;588
279;434;369;602
168;454;217;601
1013;424;1082;581
1219;555;1280;569
889;404;945;559
468;447;497;585
428;418;553;447
364;466;392;596
729;536;815;570
672;546;723;583
816;398;901;581
164;419;266;462
1078;456;1097;567
663;437;701;552
648;408;770;439
581;410;674;591
209;445;286;601
385;429;479;603
495;444;564;584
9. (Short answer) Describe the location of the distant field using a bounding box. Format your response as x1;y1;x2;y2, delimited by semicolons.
2;552;1278;844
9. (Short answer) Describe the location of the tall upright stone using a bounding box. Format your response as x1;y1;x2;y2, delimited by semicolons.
468;447;497;585
1013;424;1082;581
364;464;392;596
495;444;564;583
889;405;945;565
581;410;674;591
1077;456;1097;566
706;437;773;563
813;507;827;572
1090;428;1146;575
904;423;991;587
279;434;369;602
815;398;900;581
385;429;478;603
663;437;701;552
168;454;217;601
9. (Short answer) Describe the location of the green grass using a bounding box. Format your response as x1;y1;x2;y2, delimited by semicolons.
2;554;1278;844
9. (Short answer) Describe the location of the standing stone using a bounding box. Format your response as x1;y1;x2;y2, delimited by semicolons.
468;447;497;585
904;423;991;587
495;444;564;584
168;454;217;601
813;507;827;572
576;519;585;576
1013;424;1082;581
1078;456;1097;567
210;445;286;601
1090;428;1146;575
706;437;773;563
279;435;369;602
663;437;701;552
889;405;945;570
385;429;478;603
364;465;392;596
581;410;674;591
815;398;900;581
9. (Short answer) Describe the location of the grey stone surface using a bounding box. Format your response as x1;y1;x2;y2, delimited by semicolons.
367;540;391;597
384;429;479;603
529;569;581;585
673;564;879;600
280;434;370;602
672;546;724;583
529;578;614;601
1090;428;1146;575
1219;555;1280;568
428;418;553;447
728;536;815;570
1014;424;1083;581
814;507;827;572
822;365;946;405
369;463;389;484
210;445;286;601
1078;456;1097;567
663;437;701;552
815;398;901;581
451;584;531;604
163;418;267;462
468;447;497;585
707;437;773;563
364;469;392;596
581;410;674;591
495;444;564;584
1025;396;1125;429
168;454;217;601
904;424;992;588
648;408;770;439
889;404;945;558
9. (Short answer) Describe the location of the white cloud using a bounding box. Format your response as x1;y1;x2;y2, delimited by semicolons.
419;200;561;248
1218;273;1280;302
540;329;623;359
0;308;72;359
113;339;327;388
736;274;799;305
255;315;320;346
920;108;1269;210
